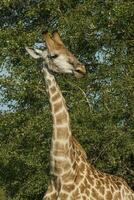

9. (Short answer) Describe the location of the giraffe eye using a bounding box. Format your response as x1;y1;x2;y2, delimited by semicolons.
48;54;58;59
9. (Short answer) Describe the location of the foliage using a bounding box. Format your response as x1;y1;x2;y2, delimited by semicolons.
0;0;134;199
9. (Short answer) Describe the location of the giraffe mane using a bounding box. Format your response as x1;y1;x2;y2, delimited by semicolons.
72;136;87;159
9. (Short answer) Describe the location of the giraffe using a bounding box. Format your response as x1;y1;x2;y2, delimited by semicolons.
26;31;134;200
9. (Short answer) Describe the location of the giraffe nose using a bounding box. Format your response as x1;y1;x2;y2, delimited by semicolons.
74;65;86;78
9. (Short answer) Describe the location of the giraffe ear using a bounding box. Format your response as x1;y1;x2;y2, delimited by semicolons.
42;32;55;51
52;31;64;46
25;47;41;59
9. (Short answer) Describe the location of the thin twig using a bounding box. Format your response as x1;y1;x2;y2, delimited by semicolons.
66;81;93;111
35;85;46;94
92;132;124;164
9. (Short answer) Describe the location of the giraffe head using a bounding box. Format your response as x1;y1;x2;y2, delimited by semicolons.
26;31;86;78
43;31;86;78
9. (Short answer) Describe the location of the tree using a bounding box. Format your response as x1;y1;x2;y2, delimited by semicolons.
0;0;134;199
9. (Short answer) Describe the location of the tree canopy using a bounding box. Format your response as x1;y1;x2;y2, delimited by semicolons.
0;0;134;199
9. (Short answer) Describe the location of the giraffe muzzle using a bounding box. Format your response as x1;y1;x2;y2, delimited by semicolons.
74;65;86;78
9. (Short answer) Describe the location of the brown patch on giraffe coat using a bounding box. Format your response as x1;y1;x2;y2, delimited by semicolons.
50;193;57;199
59;192;68;199
50;86;56;94
105;178;110;189
56;127;69;140
62;170;75;182
62;184;75;192
51;92;61;102
72;188;81;199
53;165;63;174
85;188;91;196
80;183;85;192
113;192;121;200
53;150;65;157
63;161;72;171
75;173;83;184
93;173;98;179
96;180;102;188
48;183;55;193
88;177;94;185
106;191;113;199
53;101;63;113
55;111;68;124
82;196;87;200
83;178;88;186
92;188;103;200
100;178;105;185
110;185;114;193
54;158;71;172
96;180;105;195
99;186;105;195
70;148;75;162
54;141;65;150
79;162;85;171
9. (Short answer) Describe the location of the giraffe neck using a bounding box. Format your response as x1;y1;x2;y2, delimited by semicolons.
42;67;73;177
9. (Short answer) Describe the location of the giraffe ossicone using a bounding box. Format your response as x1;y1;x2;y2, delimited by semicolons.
26;31;134;200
